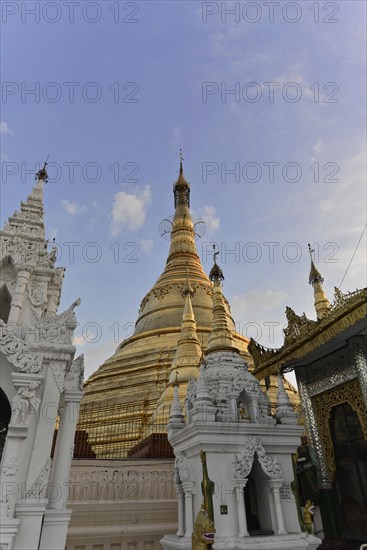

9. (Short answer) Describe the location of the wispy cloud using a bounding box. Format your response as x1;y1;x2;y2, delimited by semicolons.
196;205;220;234
0;121;13;135
110;186;151;236
62;200;87;216
172;126;182;146
313;139;323;153
139;238;154;254
232;289;287;320
231;289;288;348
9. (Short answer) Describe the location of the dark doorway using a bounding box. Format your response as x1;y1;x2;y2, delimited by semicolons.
0;388;11;461
0;285;12;323
244;477;260;534
330;402;367;543
244;476;274;536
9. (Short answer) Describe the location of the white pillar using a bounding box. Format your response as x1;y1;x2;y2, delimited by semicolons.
248;398;259;422
176;484;185;537
228;394;237;421
270;480;287;534
8;271;30;324
48;390;83;509
0;425;28;520
38;509;72;550
39;390;83;550
13;502;47;550
234;480;249;537
0;518;20;550
182;482;195;538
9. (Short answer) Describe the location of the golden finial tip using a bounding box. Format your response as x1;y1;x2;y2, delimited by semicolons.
172;370;179;387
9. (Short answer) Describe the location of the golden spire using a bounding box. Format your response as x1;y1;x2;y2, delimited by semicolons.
163;153;198;263
148;275;202;424
308;243;331;320
168;370;185;428
168;272;202;383
206;246;239;355
173;148;190;208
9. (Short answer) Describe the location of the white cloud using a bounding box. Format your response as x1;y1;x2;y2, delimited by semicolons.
73;335;86;346
62;200;77;215
232;289;287;319
0;121;13;135
110;186;151;236
313;139;323;153
231;289;288;348
139;238;154;254
172;127;182;145
62;200;87;216
196;205;220;234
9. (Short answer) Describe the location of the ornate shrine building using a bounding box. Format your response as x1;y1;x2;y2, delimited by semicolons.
0;165;84;550
161;257;321;550
251;247;367;549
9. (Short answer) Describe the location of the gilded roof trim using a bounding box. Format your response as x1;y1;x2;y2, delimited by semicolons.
251;287;367;379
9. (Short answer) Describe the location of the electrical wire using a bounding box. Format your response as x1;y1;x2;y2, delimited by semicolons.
338;223;367;289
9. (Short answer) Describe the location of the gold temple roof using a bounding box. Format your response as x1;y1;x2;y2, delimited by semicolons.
82;163;299;457
251;287;367;379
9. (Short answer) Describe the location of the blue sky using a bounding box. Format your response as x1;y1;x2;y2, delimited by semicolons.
1;0;366;382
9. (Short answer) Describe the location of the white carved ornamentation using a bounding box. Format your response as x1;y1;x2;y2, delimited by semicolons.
233;436;282;480
0;321;42;373
2;458;19;477
186;378;197;403
25;458;51;500
28;277;48;307
64;355;84;391
32;297;81;346
175;452;190;484
0;495;12;518
68;465;175;502
11;382;41;424
50;362;66;392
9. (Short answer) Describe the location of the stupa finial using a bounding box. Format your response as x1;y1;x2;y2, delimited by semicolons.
307;243;331;320
209;245;224;283
179;148;184;176
308;243;324;285
206;245;238;355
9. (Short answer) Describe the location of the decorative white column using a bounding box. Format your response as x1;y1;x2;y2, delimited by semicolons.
7;271;31;324
228;393;238;421
248;398;259;422
13;502;48;550
234;480;249;537
182;481;195;538
39;355;84;550
175;484;185;537
269;479;287;535
48;389;83;509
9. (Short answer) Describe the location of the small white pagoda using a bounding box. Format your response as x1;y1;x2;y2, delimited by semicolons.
0;164;84;550
161;258;321;550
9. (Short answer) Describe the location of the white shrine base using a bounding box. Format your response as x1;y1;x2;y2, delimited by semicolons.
161;533;321;550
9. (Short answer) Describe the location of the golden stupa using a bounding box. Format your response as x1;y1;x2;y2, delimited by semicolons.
81;160;298;457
